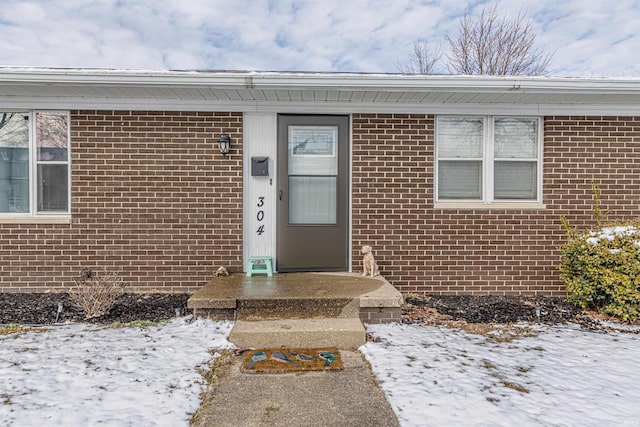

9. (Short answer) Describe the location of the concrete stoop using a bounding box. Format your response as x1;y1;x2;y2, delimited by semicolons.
229;317;366;349
188;273;403;349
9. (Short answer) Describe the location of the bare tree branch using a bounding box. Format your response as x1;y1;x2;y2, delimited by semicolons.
0;113;13;130
396;41;442;74
37;113;68;148
0;113;28;147
446;4;552;76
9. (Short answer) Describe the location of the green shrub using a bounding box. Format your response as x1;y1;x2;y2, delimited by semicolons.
559;224;640;321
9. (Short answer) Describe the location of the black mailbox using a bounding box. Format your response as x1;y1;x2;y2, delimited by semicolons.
251;157;269;176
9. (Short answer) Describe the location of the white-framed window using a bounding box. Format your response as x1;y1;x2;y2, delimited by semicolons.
435;115;542;203
0;111;70;217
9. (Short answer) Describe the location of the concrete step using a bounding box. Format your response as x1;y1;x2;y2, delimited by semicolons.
187;272;405;324
236;297;360;320
228;317;366;350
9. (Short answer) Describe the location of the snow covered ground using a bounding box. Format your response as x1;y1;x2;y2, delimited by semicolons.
361;323;640;427
2;318;639;427
0;317;234;427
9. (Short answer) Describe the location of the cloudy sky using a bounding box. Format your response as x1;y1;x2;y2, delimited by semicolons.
0;0;638;77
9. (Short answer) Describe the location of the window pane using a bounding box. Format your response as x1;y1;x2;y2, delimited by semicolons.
289;176;336;224
288;126;338;175
37;164;68;212
494;161;537;200
37;112;69;161
494;118;538;159
437;117;483;158
438;160;482;200
0;113;29;213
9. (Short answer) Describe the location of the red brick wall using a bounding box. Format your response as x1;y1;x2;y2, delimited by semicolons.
352;114;640;296
0;111;243;292
3;112;639;295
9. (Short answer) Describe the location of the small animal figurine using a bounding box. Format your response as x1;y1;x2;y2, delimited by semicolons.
214;266;230;277
361;245;379;277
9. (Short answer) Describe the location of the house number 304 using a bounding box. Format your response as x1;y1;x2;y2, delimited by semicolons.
256;196;265;235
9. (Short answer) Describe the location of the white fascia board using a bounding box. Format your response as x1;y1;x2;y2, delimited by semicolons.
233;73;640;95
2;68;640;95
0;68;249;87
252;74;640;94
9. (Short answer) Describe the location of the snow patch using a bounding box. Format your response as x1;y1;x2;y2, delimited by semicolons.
362;323;640;427
586;225;640;245
0;317;234;426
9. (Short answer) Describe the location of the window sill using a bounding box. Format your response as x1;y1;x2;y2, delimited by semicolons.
434;202;546;210
0;216;72;224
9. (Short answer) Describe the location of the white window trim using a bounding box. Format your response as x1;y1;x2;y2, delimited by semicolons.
434;115;543;208
0;110;71;221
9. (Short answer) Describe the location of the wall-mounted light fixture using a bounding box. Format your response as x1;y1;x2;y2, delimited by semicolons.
218;131;231;157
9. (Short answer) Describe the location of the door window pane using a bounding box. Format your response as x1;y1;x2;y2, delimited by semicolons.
37;112;69;161
289;176;336;224
494;118;538;159
0;113;29;213
288;126;337;175
437;117;483;158
438;160;482;199
494;161;537;199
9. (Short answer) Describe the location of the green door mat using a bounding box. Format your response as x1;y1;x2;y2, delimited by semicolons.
241;348;343;373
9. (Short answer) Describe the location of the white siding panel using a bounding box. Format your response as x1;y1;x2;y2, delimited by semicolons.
276;90;291;101
326;90;339;102
243;112;278;272
301;90;315;101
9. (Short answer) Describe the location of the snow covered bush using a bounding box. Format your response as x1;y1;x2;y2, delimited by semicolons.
69;267;125;319
559;224;640;321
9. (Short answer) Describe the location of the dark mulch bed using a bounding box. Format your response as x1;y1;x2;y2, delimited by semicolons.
404;295;584;325
1;292;588;327
0;293;190;325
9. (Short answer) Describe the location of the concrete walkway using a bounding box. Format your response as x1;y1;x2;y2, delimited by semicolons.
194;350;400;427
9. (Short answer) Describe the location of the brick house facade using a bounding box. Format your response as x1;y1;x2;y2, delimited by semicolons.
352;114;640;296
1;111;244;292
1;70;639;295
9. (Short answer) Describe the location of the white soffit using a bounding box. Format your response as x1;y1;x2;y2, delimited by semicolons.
1;68;640;114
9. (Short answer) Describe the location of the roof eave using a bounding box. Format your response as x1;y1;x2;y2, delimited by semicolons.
1;68;639;95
